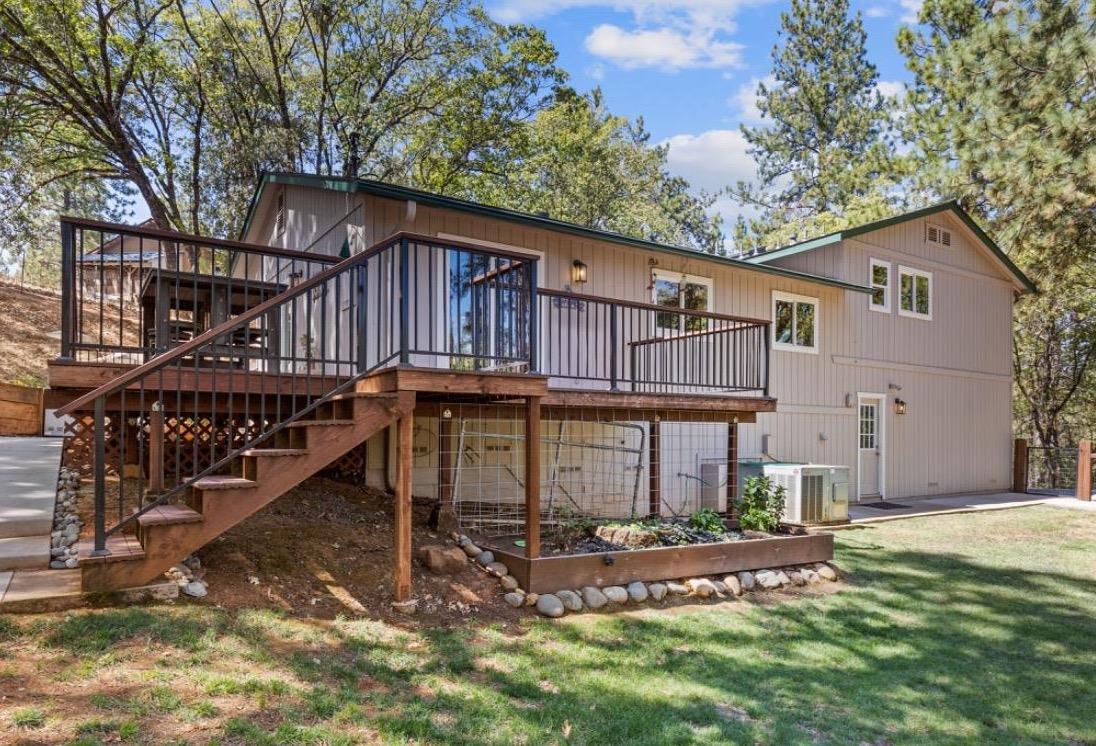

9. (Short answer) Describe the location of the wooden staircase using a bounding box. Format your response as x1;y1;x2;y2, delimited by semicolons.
78;391;414;592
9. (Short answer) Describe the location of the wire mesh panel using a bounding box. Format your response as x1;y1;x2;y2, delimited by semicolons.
439;404;738;538
1026;446;1079;492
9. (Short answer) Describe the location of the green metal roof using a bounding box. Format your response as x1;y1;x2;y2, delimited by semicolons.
240;171;874;294
742;201;1036;294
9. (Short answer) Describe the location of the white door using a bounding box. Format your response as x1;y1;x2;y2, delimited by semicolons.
858;396;882;500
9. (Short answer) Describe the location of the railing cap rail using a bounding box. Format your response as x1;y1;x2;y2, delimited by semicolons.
538;287;769;326
60;216;340;266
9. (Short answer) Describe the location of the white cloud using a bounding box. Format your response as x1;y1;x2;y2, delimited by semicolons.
584;24;743;70
489;0;770;70
729;75;775;123
864;5;889;18
899;0;922;23
663;129;756;192
875;80;906;99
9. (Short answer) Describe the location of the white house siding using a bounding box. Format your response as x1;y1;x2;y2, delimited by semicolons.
244;185;1018;502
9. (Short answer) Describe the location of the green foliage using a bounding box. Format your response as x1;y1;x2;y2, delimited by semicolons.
688;508;726;534
10;706;45;729
737;476;786;533
732;0;903;250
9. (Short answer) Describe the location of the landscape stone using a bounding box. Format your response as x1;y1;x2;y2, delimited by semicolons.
666;581;690;595
536;594;565;618
626;581;648;603
524;593;540;607
557;589;584;612
477;550;495;565
712;580;727;595
182;581;208;598
738;571;756;591
499;575;520;591
461;542;483;557
485;562;509;577
686;578;719;598
723;575;743;596
581;586;609;609
775;571;791;586
803;569;820;584
648;582;668;601
503;592;525;608
603;586;628;604
756;571;781;590
816;564;837;581
788;570;806;586
417;545;467;575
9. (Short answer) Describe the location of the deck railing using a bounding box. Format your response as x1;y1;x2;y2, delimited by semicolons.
59;217;339;364
56;231;538;553
538;289;769;395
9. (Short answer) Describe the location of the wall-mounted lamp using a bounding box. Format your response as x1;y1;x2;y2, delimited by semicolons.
894;398;907;415
571;259;588;285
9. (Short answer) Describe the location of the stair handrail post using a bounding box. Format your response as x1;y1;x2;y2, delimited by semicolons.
356;263;368;372
148;401;165;496
91;395;109;556
398;237;410;365
528;259;539;373
59;220;76;360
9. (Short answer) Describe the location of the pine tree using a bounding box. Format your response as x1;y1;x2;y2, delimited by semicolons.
732;0;898;250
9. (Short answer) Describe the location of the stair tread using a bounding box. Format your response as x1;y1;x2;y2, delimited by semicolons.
241;448;309;457
77;534;146;565
193;475;256;491
137;504;203;527
289;419;356;427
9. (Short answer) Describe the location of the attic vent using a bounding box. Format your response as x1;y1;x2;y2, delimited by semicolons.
926;222;952;247
275;191;286;237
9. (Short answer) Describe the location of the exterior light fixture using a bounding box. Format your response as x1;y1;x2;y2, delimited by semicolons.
571;259;588;285
894;398;907;415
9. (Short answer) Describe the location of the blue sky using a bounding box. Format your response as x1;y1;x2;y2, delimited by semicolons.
486;0;920;232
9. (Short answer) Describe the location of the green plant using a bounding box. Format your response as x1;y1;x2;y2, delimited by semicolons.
10;707;45;729
737;476;786;532
688;508;726;534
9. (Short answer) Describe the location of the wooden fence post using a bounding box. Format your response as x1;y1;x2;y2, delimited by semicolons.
1076;440;1091;502
524;396;542;559
393;414;413;601
1012;438;1027;494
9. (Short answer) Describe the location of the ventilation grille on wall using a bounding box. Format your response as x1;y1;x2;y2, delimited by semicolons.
926;223;952;247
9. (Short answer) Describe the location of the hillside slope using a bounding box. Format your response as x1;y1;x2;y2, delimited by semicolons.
0;280;62;386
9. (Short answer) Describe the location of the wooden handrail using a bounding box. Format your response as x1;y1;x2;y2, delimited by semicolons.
538;287;769;326
61;216;340;266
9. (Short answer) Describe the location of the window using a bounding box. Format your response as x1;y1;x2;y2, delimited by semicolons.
898;266;932;319
869;259;890;312
652;270;711;333
772;291;818;353
859;402;878;449
925;222;952;247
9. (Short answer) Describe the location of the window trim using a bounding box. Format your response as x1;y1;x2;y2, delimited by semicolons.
651;269;713;334
868;258;890;313
897;265;933;320
771;290;819;354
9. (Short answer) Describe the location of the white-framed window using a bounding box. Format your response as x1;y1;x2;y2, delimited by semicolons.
869;258;890;312
652;270;712;334
771;291;818;353
898;265;932;319
925;222;952;247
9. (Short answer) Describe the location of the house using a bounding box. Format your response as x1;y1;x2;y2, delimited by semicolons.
41;173;1032;599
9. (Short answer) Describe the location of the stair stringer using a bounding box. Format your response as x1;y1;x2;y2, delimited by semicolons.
80;391;415;592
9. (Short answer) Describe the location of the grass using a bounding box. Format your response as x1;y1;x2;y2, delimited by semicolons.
2;505;1095;744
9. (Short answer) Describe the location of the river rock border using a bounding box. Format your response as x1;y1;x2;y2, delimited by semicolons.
49;466;83;569
452;533;841;618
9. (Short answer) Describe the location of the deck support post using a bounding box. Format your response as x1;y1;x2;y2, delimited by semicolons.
1076;440;1091;502
1012;438;1027;494
648;416;661;518
148;402;165;496
394;413;414;601
525;396;542;559
727;419;738;514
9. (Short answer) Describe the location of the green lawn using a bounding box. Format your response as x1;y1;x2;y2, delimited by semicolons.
3;506;1095;745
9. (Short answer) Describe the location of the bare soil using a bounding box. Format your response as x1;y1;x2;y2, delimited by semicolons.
0;281;63;385
188;477;528;629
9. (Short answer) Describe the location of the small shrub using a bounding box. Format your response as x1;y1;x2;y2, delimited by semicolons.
737;476;786;532
688;508;726;534
118;721;141;742
10;707;45;729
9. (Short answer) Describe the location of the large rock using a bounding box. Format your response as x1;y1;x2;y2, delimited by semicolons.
499;575;520;591
775;571;791;586
686;578;719;598
461;542;483;558
557;590;584;612
581;586;609;610
485;562;509;577
603;586;628;604
666;581;690;596
755;571;781;590
648;583;668;601
182;581;208;598
802;569;821;585
723;575;743;596
503;592;525;608
788;570;806;587
816;564;838;581
477;550;495;566
738;571;756;591
626;581;648;603
536;594;565;618
595;525;658;548
416;545;467;575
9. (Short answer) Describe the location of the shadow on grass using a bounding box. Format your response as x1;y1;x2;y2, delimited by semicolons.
29;542;1096;745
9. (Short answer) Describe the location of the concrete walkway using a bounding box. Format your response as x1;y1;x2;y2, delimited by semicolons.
0;437;62;570
847;490;1096;524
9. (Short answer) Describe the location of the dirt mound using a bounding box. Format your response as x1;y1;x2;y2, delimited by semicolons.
194;477;526;628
